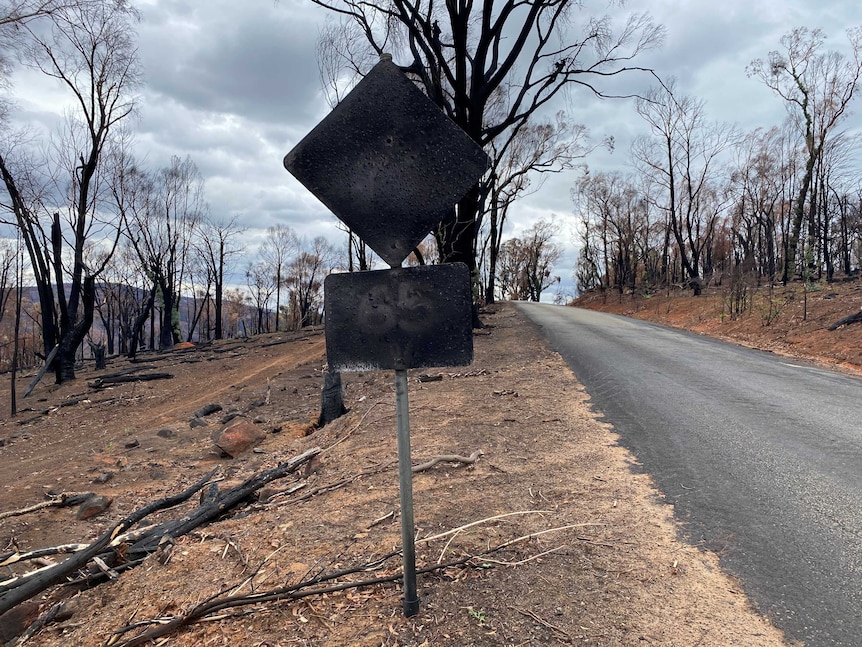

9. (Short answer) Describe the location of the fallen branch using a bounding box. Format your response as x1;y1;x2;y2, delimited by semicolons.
0;544;89;570
105;551;405;647
0;492;93;521
271;459;396;507
828;309;862;331
513;606;572;641
93;366;158;379
277;475;357;506
106;517;591;647
0;468;218;615
416;510;553;545
22;345;58;398
89;373;174;388
0;524;161;572
119;448;320;560
1;449;320;617
412;450;483;473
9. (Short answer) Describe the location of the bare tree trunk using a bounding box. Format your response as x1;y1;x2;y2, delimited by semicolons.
215;238;224;339
318;369;347;426
10;246;23;416
128;285;157;359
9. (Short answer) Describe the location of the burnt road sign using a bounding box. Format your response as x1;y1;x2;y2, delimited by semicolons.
283;57;489;267
283;54;489;619
324;263;473;372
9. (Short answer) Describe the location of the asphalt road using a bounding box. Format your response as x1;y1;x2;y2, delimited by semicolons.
517;302;862;647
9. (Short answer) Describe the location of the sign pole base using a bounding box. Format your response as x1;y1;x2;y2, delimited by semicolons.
394;369;419;617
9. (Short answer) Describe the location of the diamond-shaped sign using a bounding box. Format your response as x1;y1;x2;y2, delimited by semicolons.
284;57;489;266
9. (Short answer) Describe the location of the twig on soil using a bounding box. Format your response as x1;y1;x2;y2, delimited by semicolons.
432;519;600;566
491;524;604;553
513;606;572;642
104;553;405;647
322;400;383;452
478;545;565;566
412;450;483;473
104;518;596;647
275;448;482;508
367;511;395;528
575;536;616;549
278;475;357;505
417;510;553;545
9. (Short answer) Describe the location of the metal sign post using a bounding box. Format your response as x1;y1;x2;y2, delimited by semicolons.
394;367;419;616
283;54;489;617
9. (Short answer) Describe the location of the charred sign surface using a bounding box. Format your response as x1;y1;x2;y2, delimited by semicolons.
324;263;472;371
283;57;489;267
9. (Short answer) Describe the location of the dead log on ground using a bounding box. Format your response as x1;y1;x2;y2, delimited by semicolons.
95;365;158;378
0;448;321;614
119;447;321;560
0;468;218;616
1;543;90;568
89;373;174;388
828;309;862;331
107;518;575;647
22;345;59;398
0;492;93;522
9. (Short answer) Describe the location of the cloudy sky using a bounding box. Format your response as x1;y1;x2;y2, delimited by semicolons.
7;0;862;295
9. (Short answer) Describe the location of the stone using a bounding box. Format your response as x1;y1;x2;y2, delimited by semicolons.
213;419;266;458
0;600;40;642
76;495;113;520
220;411;242;425
194;403;223;418
157;428;175;438
257;485;280;503
189;417;208;429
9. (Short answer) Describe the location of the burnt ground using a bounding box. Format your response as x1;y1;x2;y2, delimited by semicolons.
574;280;862;377
0;300;818;646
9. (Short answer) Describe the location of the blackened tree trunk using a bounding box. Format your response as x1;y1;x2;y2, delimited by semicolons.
2;2;140;383
127;284;157;359
89;340;107;370
318;369;347;427
159;278;180;349
312;0;662;305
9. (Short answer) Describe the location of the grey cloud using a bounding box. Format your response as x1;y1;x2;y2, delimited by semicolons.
137;0;325;126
